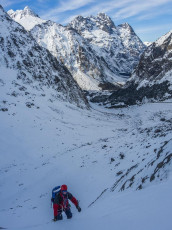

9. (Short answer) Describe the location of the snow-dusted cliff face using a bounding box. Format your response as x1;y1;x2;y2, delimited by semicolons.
0;5;89;109
132;30;172;86
105;30;172;107
117;23;145;65
68;14;145;75
31;20;123;91
8;6;46;30
8;7;145;91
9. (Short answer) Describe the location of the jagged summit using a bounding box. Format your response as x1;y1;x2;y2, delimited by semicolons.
96;12;116;30
23;6;38;17
69;13;116;34
118;23;134;33
8;6;38;18
8;6;45;30
97;12;110;19
117;22;145;60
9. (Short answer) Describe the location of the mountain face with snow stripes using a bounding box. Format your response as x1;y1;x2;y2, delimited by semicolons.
8;7;145;91
0;5;89;109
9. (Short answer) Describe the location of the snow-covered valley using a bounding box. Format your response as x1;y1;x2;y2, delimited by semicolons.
0;4;172;230
0;66;172;229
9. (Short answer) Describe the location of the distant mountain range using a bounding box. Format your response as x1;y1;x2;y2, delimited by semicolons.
8;6;145;91
0;5;171;107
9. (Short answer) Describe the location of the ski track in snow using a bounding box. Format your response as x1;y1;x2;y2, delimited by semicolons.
0;68;172;229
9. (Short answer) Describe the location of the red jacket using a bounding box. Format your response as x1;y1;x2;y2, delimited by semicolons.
54;191;78;210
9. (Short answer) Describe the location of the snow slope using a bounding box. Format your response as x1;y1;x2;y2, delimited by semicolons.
0;5;172;230
0;65;172;229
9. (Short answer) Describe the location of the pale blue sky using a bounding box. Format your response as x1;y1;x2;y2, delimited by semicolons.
1;0;172;42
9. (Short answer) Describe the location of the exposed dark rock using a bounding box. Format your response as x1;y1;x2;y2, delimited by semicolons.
0;108;8;112
150;153;172;182
107;81;172;107
110;158;115;163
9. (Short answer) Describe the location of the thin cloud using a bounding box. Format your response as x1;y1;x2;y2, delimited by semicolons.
113;0;172;20
42;0;95;20
137;7;172;20
55;0;172;24
60;0;136;24
0;0;14;7
0;0;26;8
62;14;79;24
136;24;172;34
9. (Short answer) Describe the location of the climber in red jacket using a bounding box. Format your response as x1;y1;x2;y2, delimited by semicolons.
52;184;81;221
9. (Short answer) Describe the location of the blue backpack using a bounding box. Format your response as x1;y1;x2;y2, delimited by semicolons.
52;186;61;202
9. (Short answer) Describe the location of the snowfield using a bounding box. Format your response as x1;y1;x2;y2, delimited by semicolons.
0;67;172;230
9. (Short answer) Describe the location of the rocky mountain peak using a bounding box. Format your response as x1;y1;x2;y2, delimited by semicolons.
95;12;116;33
118;23;134;34
8;6;38;19
117;22;145;61
23;6;38;17
8;6;45;30
68;13;116;35
68;15;94;34
96;12;115;25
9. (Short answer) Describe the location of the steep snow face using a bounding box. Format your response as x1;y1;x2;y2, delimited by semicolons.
68;14;145;76
31;21;124;91
0;5;89;108
8;6;46;30
117;23;145;65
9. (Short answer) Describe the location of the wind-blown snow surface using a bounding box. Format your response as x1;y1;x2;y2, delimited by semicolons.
0;67;172;229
